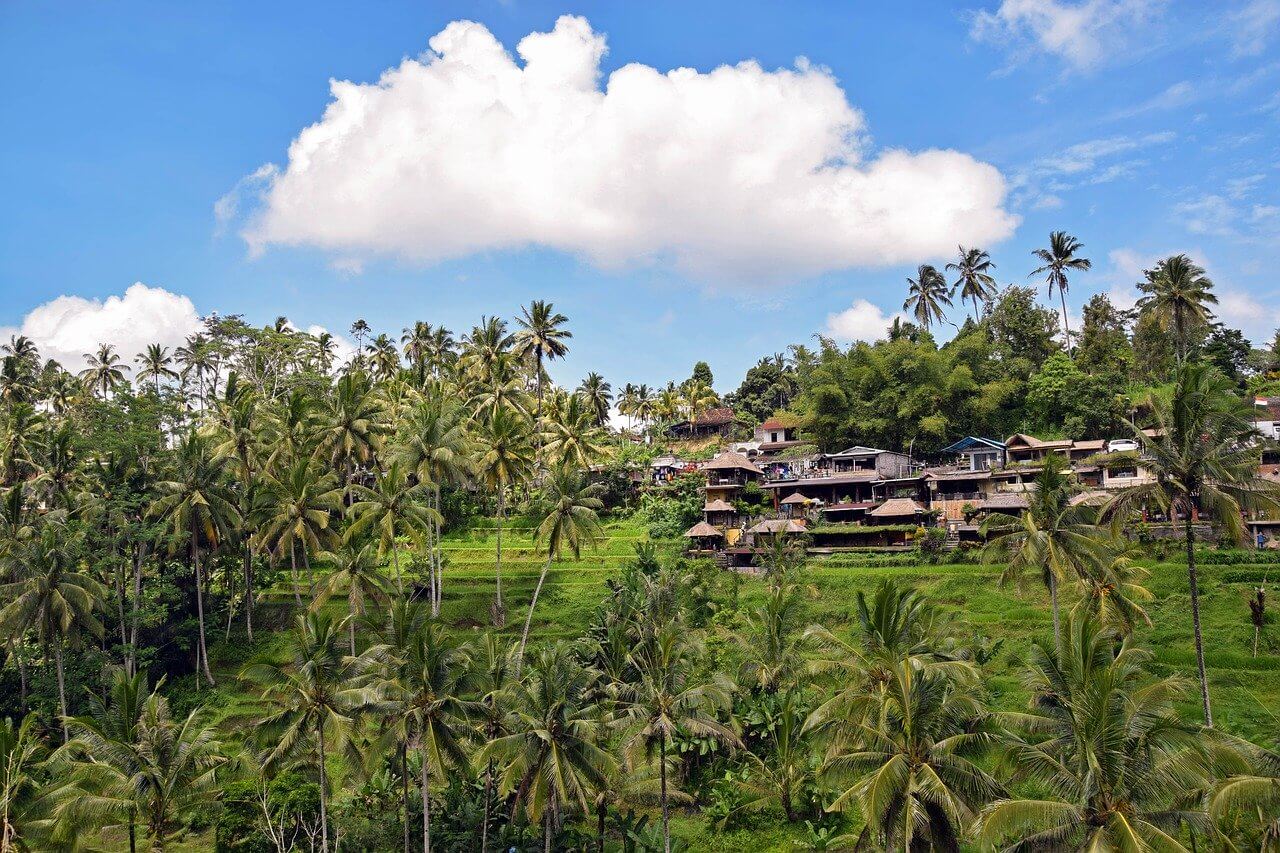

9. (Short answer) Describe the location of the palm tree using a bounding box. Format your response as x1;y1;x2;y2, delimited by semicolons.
0;524;105;742
945;245;997;322
346;461;440;594
259;457;342;607
983;454;1110;644
903;264;952;330
61;667;147;852
79;343;131;398
475;407;535;627
313;331;337;374
619;622;738;853
1102;362;1280;727
820;657;1002;851
401;321;432;383
517;467;605;665
394;395;473;615
148;432;242;686
461;316;514;387
367;333;401;382
316;371;386;502
1210;739;1280;850
481;643;615;852
1031;230;1091;354
1073;550;1153;638
978;616;1211;851
541;392;609;469
514;301;572;421
381;617;473;853
243;613;382;853
682;379;718;422
0;404;43;488
1136;253;1218;363
1;712;78;851
175;334;213;410
576;373;613;427
134;344;178;395
312;544;392;654
471;632;517;853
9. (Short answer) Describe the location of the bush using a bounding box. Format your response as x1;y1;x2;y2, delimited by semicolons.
1196;549;1280;565
1222;570;1278;583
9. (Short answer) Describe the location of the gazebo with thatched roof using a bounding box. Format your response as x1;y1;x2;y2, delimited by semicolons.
867;497;928;522
684;521;725;552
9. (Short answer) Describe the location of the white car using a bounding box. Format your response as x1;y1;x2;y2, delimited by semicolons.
1106;439;1139;454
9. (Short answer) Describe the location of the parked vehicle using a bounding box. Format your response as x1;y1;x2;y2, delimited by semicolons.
1107;438;1139;454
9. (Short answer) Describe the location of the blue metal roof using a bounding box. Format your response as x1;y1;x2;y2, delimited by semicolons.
939;436;1006;454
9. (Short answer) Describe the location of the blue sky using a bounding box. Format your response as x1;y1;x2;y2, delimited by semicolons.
1;0;1277;391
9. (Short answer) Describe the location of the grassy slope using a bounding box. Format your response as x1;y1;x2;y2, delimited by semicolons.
188;519;1280;851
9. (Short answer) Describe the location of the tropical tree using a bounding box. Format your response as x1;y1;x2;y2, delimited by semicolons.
978;616;1212;851
1102;362;1280;727
393;395;473;615
0;713;80;851
983;454;1110;643
946;245;998;322
619;622;738;853
514;301;572;420
243;613;382;853
541;393;609;470
258;457;342;606
312;544;392;654
380;617;472;853
903;264;952;330
819;657;1002;851
474;407;535;627
576;373;613;427
470;632;517;853
1073;550;1153;638
0;524;105;742
481;643;615;852
134;345;178;396
1031;230;1091;354
148;432;241;686
79;344;131;398
315;371;386;502
346;461;439;594
1136;253;1218;363
682;379;719;422
0;404;43;488
517;466;605;666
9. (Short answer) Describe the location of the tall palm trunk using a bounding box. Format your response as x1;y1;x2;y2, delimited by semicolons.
244;541;253;639
128;540;145;676
54;642;68;743
660;734;670;853
402;743;411;853
517;554;553;671
1184;512;1213;727
480;760;494;853
433;485;443;616
421;749;431;853
493;489;505;627
1059;288;1073;356
316;719;330;853
191;520;215;686
391;535;404;594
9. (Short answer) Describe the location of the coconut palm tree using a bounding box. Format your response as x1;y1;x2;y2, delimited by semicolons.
79;343;131;398
366;333;401;382
946;245;998;322
312;544;392;654
1102;362;1280;727
380;617;473;853
978;616;1212;851
1210;739;1280;850
262;389;320;471
820;656;1002;851
576;373;613;427
541;393;609;469
0;524;105;742
345;461;440;594
315;371;387;502
243;613;382;853
469;354;530;423
0;403;44;488
148;432;241;686
461;317;514;387
258;457;342;607
313;331;337;374
470;632;518;853
401;321;433;383
481;643;615;852
0;712;78;851
1136;253;1218;363
175;334;213;409
983;454;1110;644
517;467;605;666
475;407;535;627
514;301;572;420
134;344;178;396
1073;550;1153;638
393;395;473;615
682;379;719;422
619;622;738;853
903;264;952;330
1031;231;1091;354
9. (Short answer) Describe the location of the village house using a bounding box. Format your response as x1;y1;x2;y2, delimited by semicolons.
668;406;736;439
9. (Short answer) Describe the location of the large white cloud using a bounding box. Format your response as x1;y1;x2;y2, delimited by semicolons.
0;283;203;373
233;15;1017;282
825;299;906;343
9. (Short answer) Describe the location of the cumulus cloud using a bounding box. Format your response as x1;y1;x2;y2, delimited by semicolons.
970;0;1165;71
825;299;906;343
233;15;1017;283
0;283;203;373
